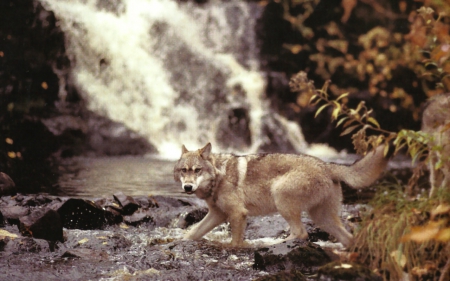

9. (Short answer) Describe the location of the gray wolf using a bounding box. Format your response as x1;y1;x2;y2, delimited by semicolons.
422;93;450;197
173;143;389;247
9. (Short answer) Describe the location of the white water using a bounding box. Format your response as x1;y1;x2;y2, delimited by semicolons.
39;0;307;158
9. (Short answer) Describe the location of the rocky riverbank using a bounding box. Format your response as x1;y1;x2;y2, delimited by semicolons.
0;192;382;280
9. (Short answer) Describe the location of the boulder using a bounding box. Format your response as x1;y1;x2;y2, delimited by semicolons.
19;207;63;242
1;205;30;225
0;173;15;196
57;198;107;230
113;192;140;215
253;240;331;272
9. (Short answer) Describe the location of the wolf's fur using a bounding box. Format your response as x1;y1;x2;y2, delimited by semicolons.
173;143;389;247
422;93;450;197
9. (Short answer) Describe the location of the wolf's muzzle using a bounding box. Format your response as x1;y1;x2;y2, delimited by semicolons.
183;184;193;193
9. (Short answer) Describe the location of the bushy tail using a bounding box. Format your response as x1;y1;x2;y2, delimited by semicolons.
330;145;390;189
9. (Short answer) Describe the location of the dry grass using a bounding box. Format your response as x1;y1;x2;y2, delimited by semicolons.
351;184;450;280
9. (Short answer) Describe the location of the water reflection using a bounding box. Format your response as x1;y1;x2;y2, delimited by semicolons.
56;156;182;197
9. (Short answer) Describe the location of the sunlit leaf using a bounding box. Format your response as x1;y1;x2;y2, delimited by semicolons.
384;144;390;157
435;228;450;242
331;107;340;120
315;104;330;118
336;92;349;101
336;117;349;127
0;229;18;239
401;224;440;243
340;125;360;136
430;204;450;219
78;238;89;244
367;117;380;128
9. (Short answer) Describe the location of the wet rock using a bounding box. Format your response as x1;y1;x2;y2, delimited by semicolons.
180;208;208;228
1;205;30;225
19;207;63;242
123;209;153;226
253;240;331;272
57;198;107;230
104;206;124;225
318;261;383;281
255;269;307;281
62;248;108;261
113;192;140;215
0;173;15;196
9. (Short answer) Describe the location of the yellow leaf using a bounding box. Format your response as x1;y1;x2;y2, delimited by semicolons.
336;92;349;101
78;238;89;244
430;204;450;220
435;228;450;242
7;152;16;158
340;125;360;136
0;229;18;239
332;107;340;120
401;223;440;243
384;143;390;157
367;117;380;128
315;104;330;118
336;117;349;127
390;250;407;268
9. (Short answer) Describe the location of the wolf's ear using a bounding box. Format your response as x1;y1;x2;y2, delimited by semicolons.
181;145;189;155
199;142;212;159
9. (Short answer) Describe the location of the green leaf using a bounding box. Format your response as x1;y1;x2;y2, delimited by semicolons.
336;116;349;127
384;144;390;157
315;104;329;118
435;159;443;170
367;117;380;128
340;125;360;136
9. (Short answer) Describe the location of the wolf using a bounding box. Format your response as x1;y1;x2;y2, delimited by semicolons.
173;143;390;247
422;93;450;197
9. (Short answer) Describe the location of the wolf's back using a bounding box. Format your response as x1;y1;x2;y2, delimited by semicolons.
329;145;390;189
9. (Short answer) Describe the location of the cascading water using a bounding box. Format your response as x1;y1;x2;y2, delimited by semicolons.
38;0;307;158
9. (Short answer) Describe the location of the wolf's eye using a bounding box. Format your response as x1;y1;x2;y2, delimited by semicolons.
181;168;187;173
194;168;201;173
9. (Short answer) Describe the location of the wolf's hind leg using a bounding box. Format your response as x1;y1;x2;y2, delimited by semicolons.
308;203;352;247
185;209;226;241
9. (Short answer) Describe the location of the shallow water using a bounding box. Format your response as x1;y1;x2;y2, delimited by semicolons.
56;156;182;198
55;152;412;198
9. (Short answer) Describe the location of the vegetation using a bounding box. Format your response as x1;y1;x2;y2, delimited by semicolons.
289;3;450;279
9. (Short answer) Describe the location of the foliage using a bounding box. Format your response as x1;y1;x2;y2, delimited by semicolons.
288;4;450;279
352;185;450;280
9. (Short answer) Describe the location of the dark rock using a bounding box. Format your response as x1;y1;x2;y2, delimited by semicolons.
181;208;208;228
0;210;3;227
0;173;15;196
123;209;153;227
255;269;307;281
19;208;63;242
104;206;123;225
113;192;140;215
1;205;30;225
253;240;331;272
318;261;383;281
57;198;107;230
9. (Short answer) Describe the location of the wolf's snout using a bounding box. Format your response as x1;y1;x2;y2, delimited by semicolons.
184;185;193;192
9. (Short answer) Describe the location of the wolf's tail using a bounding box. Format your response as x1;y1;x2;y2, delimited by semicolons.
330;145;391;189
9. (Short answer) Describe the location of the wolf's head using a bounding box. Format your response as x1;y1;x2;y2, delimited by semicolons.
173;143;216;198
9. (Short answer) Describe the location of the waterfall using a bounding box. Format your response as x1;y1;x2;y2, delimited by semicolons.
38;0;307;158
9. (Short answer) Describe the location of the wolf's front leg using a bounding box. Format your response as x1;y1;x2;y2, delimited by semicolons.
184;209;226;241
228;211;247;247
